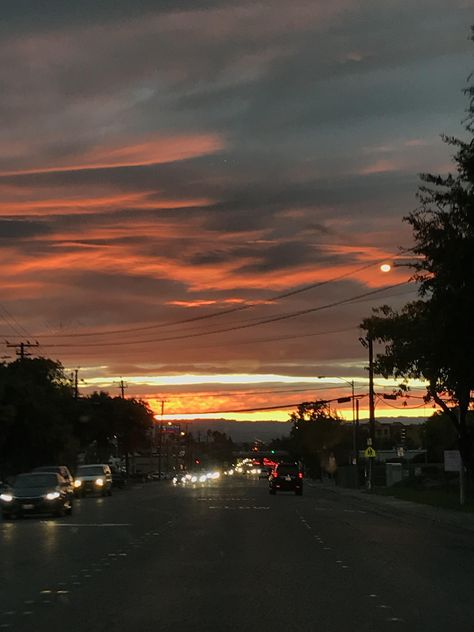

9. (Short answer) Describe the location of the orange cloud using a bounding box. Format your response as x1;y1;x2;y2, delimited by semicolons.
0;133;224;177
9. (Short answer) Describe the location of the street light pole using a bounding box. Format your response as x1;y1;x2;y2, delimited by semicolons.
359;334;376;491
368;335;376;445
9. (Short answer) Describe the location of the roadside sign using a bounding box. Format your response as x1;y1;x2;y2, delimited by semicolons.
364;447;376;458
444;450;461;472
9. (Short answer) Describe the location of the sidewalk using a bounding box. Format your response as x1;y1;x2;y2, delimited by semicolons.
308;480;474;533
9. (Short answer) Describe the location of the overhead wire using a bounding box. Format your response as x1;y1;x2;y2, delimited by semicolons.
41;280;411;349
3;257;396;340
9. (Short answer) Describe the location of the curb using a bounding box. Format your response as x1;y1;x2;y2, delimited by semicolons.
307;481;474;533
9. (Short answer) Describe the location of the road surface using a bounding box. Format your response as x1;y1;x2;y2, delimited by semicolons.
1;478;473;631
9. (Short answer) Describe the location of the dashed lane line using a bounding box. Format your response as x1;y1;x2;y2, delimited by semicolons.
41;523;131;527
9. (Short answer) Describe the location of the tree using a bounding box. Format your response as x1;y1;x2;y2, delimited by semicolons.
362;39;474;474
0;357;77;475
288;401;351;477
76;392;154;463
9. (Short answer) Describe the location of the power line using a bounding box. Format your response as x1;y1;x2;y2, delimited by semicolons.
375;395;429;410
166;393;368;415
4;257;394;340
39;281;411;350
5;340;40;360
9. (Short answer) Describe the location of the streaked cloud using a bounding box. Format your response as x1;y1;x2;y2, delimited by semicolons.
0;1;470;419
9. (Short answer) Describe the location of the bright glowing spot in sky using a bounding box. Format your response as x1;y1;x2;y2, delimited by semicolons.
84;373;326;387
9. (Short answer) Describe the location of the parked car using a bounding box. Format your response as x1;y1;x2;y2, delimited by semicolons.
74;464;113;496
32;465;74;493
110;466;127;489
1;472;73;519
269;462;303;495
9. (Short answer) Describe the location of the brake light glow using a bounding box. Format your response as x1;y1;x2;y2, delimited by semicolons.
298;472;303;479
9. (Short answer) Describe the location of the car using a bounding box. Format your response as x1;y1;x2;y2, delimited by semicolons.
110;466;127;488
32;465;74;493
1;472;74;519
269;462;303;495
74;464;113;497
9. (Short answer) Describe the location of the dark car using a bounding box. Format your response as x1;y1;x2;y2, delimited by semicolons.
269;462;303;495
110;466;127;489
32;465;74;491
1;472;74;519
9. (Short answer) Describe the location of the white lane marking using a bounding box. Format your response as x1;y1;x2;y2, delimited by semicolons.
208;506;270;510
387;618;404;622
43;523;131;527
368;594;378;598
22;611;33;616
377;605;391;609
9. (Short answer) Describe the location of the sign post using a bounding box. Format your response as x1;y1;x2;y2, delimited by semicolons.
444;450;464;506
364;445;377;491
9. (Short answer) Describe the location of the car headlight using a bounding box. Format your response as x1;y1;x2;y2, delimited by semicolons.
73;480;82;488
45;491;61;501
199;475;207;483
0;493;13;502
95;478;104;486
191;476;197;483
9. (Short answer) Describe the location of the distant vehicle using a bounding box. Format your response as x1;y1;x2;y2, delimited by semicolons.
74;464;113;497
128;455;160;480
259;467;271;479
1;472;74;519
110;466;127;489
269;462;303;495
32;465;74;491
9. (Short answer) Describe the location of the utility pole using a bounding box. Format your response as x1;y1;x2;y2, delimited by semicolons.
158;400;165;480
6;340;39;360
118;379;127;399
355;398;360;488
368;335;376;445
360;333;376;491
72;368;79;399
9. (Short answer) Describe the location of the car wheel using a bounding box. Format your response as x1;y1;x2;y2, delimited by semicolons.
2;512;12;520
107;488;112;497
269;488;276;495
66;502;73;516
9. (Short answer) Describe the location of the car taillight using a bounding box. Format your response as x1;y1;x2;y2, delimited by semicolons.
298;472;303;479
272;472;278;478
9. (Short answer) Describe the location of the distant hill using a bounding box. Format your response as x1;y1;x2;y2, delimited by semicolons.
178;416;428;443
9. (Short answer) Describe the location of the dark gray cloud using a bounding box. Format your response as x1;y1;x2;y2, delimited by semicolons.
0;219;50;239
0;0;470;398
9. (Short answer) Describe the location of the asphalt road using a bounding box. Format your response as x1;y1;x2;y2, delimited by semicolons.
1;478;474;632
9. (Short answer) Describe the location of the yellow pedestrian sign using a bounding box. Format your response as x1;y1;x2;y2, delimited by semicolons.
364;447;376;458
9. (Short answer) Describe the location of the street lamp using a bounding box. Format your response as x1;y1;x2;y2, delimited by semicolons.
380;257;422;273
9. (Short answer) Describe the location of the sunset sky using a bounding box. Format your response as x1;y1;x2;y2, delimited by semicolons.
0;1;471;423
